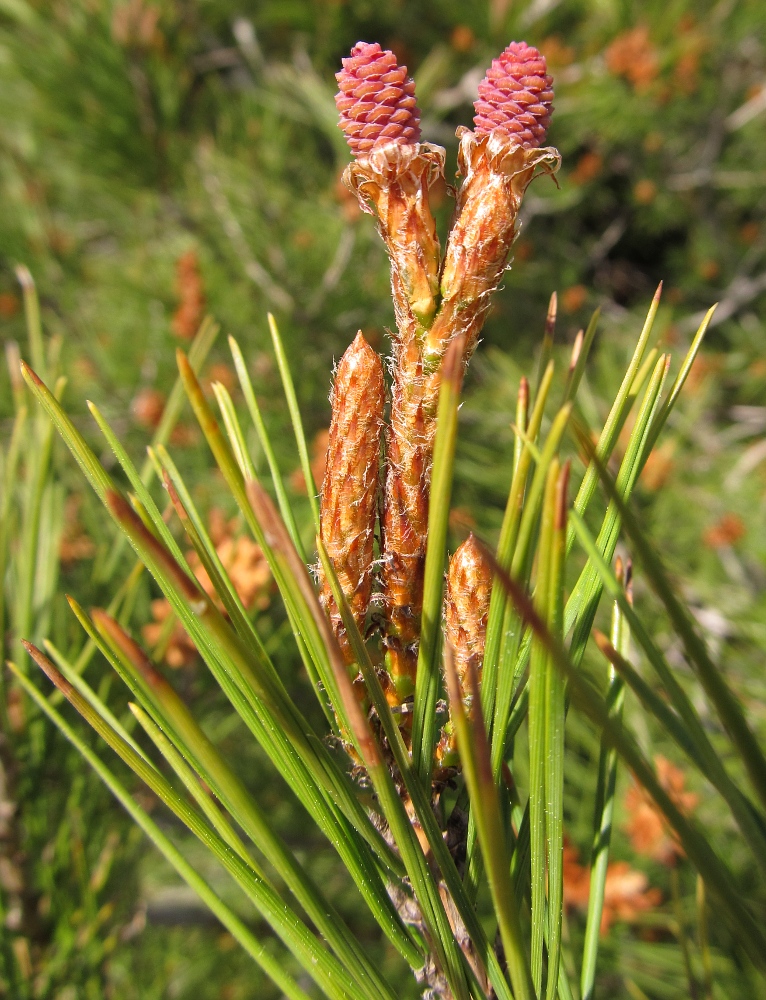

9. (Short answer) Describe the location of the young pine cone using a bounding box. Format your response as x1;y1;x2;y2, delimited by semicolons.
318;332;385;665
473;41;554;148
437;535;493;767
337;42;444;332
426;42;560;367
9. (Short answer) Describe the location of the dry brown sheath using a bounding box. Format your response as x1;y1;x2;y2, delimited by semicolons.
437;535;493;765
342;147;443;701
318;332;385;665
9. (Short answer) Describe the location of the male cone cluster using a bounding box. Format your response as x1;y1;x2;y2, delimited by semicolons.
319;39;560;739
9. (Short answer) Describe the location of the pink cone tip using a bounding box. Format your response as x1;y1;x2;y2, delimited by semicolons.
473;41;553;148
335;41;421;156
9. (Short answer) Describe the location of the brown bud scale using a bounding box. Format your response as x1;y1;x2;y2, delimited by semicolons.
319;332;385;665
437;536;492;765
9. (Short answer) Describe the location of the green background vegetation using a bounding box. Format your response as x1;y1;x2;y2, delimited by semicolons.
1;0;765;996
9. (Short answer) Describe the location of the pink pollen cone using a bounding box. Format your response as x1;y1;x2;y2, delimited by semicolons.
473;41;554;148
335;41;421;156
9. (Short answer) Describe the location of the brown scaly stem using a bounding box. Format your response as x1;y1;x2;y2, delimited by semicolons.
380;354;432;703
342;146;445;704
343;155;444;702
426;129;560;367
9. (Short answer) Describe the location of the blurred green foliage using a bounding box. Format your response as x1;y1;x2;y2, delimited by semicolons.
0;0;765;996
